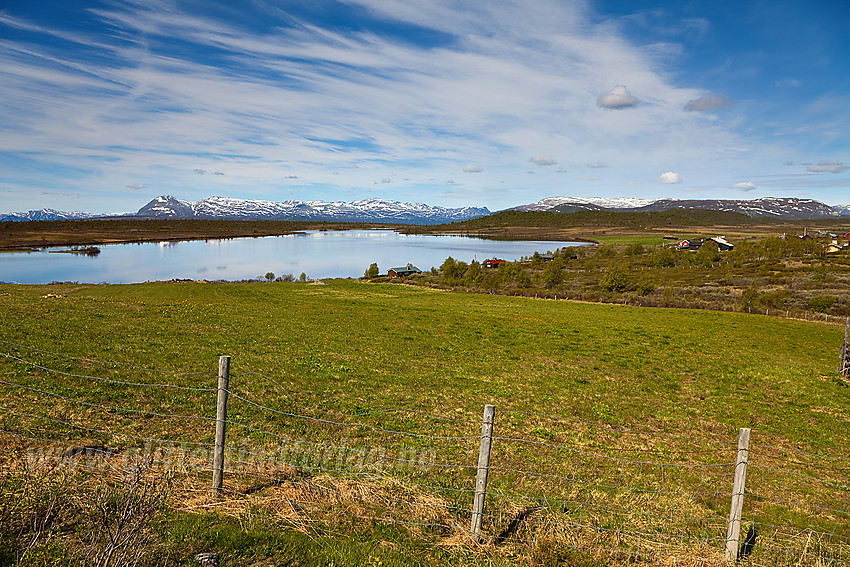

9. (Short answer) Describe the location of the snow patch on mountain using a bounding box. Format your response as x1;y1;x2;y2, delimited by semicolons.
535;196;663;209
137;195;491;224
0;209;115;222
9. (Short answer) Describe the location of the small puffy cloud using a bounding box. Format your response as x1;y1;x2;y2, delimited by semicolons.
213;171;224;176
381;178;392;183
734;181;756;191
462;165;482;173
587;162;608;168
807;160;849;173
659;171;682;184
193;168;206;175
284;175;299;179
530;156;557;166
126;184;146;190
596;85;639;110
684;94;732;112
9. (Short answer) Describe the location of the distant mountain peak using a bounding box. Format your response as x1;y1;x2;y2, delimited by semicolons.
0;208;103;222
513;196;845;219
136;195;490;224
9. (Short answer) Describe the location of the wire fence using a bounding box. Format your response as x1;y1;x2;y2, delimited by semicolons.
1;342;848;565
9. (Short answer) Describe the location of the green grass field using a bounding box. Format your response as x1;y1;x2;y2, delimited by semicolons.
1;280;848;566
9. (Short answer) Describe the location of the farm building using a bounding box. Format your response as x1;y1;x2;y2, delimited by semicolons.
483;258;506;268
677;239;703;251
707;236;734;251
387;264;421;277
677;237;734;251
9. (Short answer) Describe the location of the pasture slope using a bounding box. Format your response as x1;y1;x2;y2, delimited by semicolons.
0;279;847;566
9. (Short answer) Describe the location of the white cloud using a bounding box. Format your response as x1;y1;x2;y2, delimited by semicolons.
587;162;608;168
659;171;682;184
126;184;146;190
596;85;639;110
193;169;206;175
530;156;557;166
733;181;756;191
807;160;849;173
684;94;732;112
380;178;392;184
0;0;779;211
462;165;482;173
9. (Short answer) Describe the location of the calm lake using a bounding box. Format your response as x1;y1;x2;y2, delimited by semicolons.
0;230;590;284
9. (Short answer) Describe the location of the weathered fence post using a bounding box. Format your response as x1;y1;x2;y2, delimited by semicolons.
725;427;751;562
212;355;231;497
840;318;850;382
470;404;495;539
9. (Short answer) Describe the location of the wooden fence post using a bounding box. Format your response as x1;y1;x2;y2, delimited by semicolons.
840;318;850;381
725;427;751;562
212;355;231;497
470;404;495;539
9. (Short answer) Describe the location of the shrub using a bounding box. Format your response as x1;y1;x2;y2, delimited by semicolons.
808;295;837;313
652;248;676;268
693;241;721;267
599;266;631;292
740;287;760;311
636;276;655;296
595;246;618;258
624;242;645;256
757;289;792;309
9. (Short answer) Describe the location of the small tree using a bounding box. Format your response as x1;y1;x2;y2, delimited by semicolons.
364;263;379;279
693;240;721;267
464;260;482;285
441;256;462;281
600;266;631;292
541;262;563;289
264;272;275;282
299;272;307;282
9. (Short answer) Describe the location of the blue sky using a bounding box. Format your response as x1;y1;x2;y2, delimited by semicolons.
1;0;848;213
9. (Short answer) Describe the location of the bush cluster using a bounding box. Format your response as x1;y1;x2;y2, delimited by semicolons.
372;236;850;316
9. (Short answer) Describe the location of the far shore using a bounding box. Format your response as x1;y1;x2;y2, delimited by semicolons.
0;218;395;251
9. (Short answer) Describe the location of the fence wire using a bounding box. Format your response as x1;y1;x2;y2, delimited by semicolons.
1;345;848;565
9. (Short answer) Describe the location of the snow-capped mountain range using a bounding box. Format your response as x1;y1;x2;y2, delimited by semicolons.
135;195;491;224
0;208;107;222
514;196;848;219
2;195;848;223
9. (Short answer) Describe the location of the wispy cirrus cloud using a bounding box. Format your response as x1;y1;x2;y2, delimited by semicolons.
530;156;557;166
807;160;848;173
684;93;732;112
733;181;756;191
3;0;843;211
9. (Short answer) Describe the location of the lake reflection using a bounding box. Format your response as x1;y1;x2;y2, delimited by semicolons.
0;230;589;284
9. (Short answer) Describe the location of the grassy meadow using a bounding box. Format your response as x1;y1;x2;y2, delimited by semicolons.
1;279;848;565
